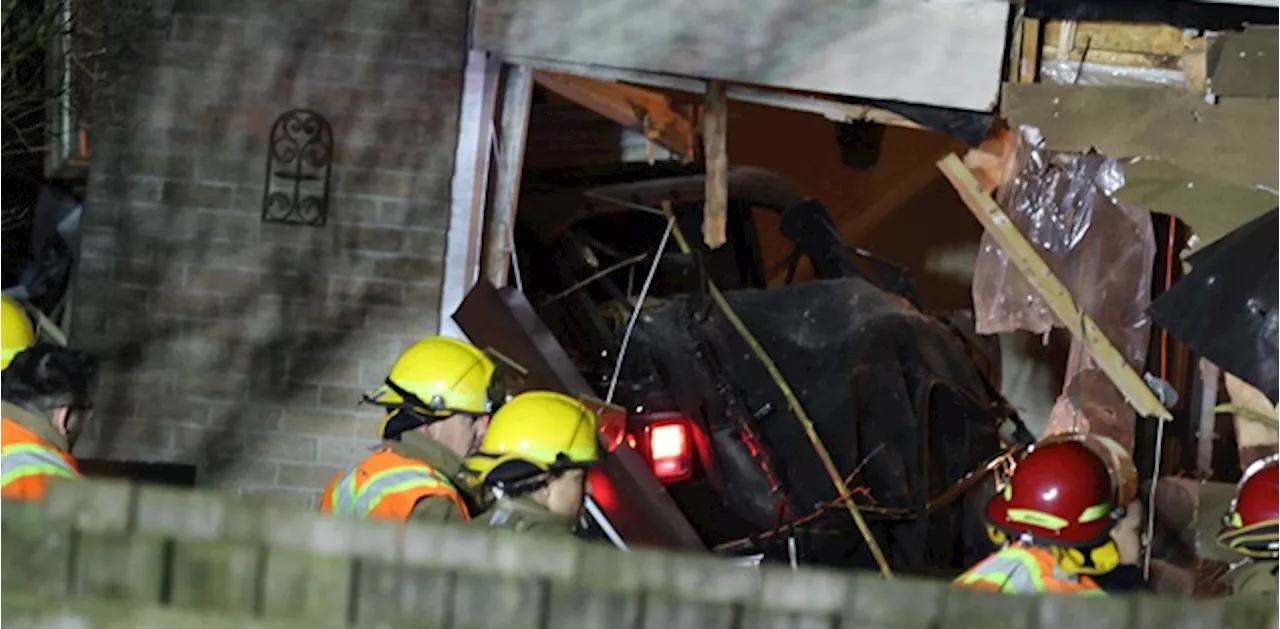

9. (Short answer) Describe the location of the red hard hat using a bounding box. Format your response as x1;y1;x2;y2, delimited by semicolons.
1218;454;1279;558
986;437;1121;547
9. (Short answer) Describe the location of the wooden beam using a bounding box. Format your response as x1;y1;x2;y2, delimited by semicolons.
702;80;729;249
1222;372;1280;469
721;86;924;130
936;153;1172;421
484;64;534;288
1018;17;1042;83
504;54;927;131
1195;359;1221;479
533;71;697;161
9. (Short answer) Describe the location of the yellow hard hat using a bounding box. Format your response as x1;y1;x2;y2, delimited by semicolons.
365;336;497;418
1;295;37;371
462;390;600;487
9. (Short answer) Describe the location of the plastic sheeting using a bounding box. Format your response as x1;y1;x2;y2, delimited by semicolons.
1040;60;1188;89
972;126;1156;449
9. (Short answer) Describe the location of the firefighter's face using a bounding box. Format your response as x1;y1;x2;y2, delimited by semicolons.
427;413;488;457
544;468;587;517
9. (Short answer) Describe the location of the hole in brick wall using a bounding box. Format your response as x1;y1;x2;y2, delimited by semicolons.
262;109;334;227
78;459;197;487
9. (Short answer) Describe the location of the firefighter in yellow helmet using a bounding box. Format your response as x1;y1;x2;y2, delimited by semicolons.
320;336;503;523
460;391;600;536
2;294;37;372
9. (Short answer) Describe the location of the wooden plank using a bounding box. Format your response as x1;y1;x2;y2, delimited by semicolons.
473;0;1010;112
702;80;728;249
936;154;1172;422
1196;360;1221;478
1207;27;1279;97
484;64;535;288
533;71;696;161
1001;84;1279;189
1019;17;1042;83
1223;372;1280;469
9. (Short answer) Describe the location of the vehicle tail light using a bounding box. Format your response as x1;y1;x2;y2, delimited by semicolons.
596;406;628;453
581;395;628;453
647;420;693;482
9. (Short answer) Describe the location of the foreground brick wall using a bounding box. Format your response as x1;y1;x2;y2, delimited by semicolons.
2;481;1274;629
72;0;469;505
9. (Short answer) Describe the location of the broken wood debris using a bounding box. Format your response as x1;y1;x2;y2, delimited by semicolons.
701;80;729;249
533;71;697;162
484;64;534;288
937;153;1172;421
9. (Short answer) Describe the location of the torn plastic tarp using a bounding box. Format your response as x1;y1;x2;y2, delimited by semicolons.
972;126;1156;448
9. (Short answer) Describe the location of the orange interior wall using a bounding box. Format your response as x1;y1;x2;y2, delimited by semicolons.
727;101;984;311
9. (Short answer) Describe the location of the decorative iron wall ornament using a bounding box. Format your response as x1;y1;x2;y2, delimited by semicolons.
262;109;333;227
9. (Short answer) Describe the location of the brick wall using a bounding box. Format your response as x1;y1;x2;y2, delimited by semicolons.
4;480;1275;629
72;0;471;506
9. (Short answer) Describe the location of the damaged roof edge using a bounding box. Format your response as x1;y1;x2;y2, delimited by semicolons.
1025;0;1279;28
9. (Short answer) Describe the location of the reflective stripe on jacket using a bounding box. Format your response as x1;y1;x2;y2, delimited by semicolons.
1;418;79;500
320;448;468;521
954;545;1107;596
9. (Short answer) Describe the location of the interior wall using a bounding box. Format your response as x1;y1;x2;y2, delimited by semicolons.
726;101;1063;432
726;101;981;311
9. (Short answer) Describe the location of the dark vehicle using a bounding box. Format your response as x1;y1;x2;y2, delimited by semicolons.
508;165;1030;574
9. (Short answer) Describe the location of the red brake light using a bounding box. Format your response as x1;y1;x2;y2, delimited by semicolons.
648;421;693;482
597;406;628;453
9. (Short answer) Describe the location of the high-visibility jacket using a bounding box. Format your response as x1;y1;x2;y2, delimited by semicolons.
954;544;1107;596
320;447;469;521
471;495;576;537
1;417;79;500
